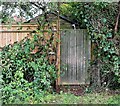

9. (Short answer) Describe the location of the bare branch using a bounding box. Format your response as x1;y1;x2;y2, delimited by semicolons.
114;1;120;33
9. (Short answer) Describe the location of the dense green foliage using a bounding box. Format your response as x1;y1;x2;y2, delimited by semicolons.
2;92;118;104
0;29;57;104
60;2;120;88
0;1;120;104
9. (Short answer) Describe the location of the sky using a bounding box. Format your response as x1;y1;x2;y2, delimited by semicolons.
0;0;119;20
0;3;42;22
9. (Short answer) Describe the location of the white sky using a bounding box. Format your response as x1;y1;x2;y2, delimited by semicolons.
0;5;2;11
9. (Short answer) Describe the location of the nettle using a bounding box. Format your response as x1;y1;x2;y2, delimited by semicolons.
0;28;58;104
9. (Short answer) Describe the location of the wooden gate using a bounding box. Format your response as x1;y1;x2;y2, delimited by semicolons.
60;29;91;85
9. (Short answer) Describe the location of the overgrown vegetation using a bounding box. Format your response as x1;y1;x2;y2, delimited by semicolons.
0;1;120;104
1;92;119;104
60;2;120;89
0;27;58;104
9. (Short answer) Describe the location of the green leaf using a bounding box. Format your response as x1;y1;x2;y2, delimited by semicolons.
84;19;87;23
102;18;107;23
30;62;38;71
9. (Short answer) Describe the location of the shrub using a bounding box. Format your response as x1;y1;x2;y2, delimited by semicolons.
0;30;58;104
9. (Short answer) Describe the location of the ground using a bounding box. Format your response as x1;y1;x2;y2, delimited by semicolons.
32;92;120;104
30;86;120;104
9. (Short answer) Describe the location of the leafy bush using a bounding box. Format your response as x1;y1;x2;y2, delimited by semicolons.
0;30;58;104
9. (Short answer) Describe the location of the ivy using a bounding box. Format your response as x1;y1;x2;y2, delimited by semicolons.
84;2;120;88
0;26;58;104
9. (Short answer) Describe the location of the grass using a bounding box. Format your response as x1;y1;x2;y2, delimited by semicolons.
3;90;120;104
32;92;120;104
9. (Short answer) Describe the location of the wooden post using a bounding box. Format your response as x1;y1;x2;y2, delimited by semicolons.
56;2;60;90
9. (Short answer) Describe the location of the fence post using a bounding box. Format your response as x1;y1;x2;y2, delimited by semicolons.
56;2;61;91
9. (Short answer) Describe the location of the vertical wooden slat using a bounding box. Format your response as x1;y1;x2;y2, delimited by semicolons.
69;30;71;83
10;33;12;44
6;33;8;45
66;31;69;82
84;29;87;83
5;33;7;46
0;33;1;47
76;30;79;81
13;32;16;44
0;25;38;47
73;30;76;83
1;32;3;47
83;29;86;83
60;31;65;83
8;33;11;45
64;30;67;83
86;30;91;84
3;33;6;47
80;29;84;83
75;30;77;81
76;30;81;83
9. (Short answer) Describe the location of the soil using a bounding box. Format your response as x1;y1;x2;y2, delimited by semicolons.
56;85;120;96
56;85;88;96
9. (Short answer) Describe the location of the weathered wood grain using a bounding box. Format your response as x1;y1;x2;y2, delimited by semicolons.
60;29;91;85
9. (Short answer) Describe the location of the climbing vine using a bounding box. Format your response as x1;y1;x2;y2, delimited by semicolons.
85;2;120;88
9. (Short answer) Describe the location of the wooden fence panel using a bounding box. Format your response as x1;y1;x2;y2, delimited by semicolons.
0;25;38;48
60;29;91;85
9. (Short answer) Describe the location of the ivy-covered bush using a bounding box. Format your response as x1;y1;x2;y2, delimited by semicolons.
84;2;120;88
0;29;58;104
